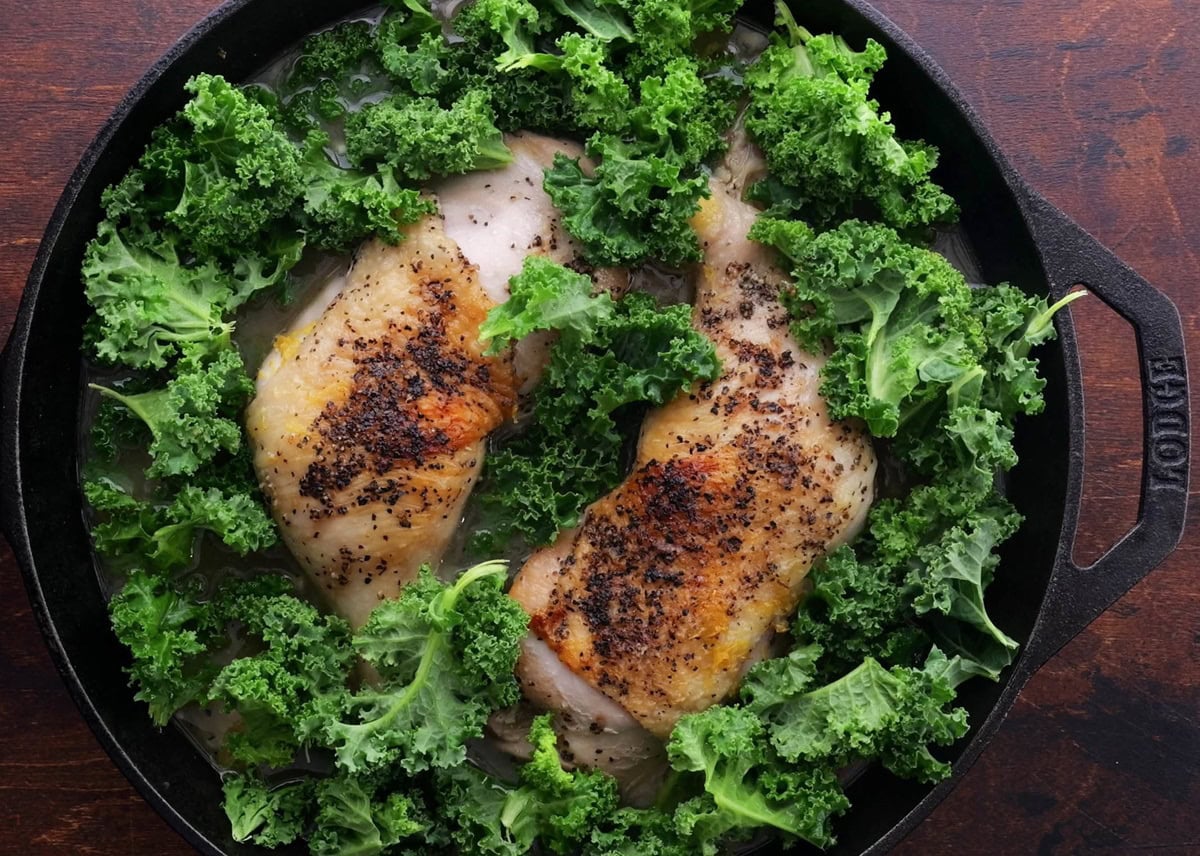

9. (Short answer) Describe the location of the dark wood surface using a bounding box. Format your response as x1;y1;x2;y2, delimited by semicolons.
1;0;1197;853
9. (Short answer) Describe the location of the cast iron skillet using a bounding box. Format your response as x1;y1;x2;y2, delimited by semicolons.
0;0;1191;853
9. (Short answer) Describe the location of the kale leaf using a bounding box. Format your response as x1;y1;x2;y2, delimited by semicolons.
745;1;957;230
85;478;277;571
321;562;528;775
473;257;719;548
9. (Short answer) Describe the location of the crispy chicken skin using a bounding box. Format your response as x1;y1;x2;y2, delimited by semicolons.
247;216;516;627
248;133;621;628
509;176;877;738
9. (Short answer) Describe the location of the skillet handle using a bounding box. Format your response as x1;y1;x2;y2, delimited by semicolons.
1015;188;1190;674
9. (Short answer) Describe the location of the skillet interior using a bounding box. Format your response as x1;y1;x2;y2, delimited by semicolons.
2;1;1073;853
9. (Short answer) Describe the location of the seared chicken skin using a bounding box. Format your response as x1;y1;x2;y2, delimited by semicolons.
248;133;621;627
509;175;877;738
247;217;516;627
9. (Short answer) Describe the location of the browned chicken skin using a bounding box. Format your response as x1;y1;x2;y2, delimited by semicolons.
246;133;621;629
247;217;516;627
509;176;877;738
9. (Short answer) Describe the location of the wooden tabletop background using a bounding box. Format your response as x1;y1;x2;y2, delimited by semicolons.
1;0;1197;853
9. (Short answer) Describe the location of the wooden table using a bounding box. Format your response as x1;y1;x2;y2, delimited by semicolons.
1;1;1196;853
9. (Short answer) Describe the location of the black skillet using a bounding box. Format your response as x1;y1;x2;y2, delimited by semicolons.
0;0;1191;853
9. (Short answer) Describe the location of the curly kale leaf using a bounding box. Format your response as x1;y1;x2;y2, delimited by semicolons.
973;284;1088;421
223;772;314;848
473;261;720;548
614;0;740;79
550;0;633;42
321;562;527;775
89;381;155;463
792;469;1025;681
504;715;621;853
85;478;277;571
582;807;693;856
297;131;434;251
754;217;981;439
455;2;737;266
290;20;376;85
345;89;513;181
438;716;619;856
478;256;614;352
374;30;466;99
454;0;561;72
309;773;431;856
108;568;223;724
223;769;432;856
88;344;254;479
209;577;354;766
82;221;238;370
145;74;306;262
658;647;967;853
907;509;1023;678
87;72;439;372
744;1;956;230
788;539;928;680
668;705;850;850
436;764;528;856
760;214;1077;683
741;647;969;783
543;142;709;267
542;54;735;267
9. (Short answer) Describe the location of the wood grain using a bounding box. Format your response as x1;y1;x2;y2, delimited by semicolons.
1;0;1197;853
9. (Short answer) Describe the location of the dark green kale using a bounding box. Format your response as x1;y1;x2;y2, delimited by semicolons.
223;769;435;856
344;89;513;181
290;20;376;85
223;772;314;848
108;568;223;724
744;2;957;231
297;131;434;251
321;562;528;775
474;257;720;548
541;57;736;267
209;576;354;766
668;705;849;850
455;0;740;266
741;645;968;782
88;344;254;479
82;220;242;370
438;715;619;855
308;773;432;856
85;478;277;571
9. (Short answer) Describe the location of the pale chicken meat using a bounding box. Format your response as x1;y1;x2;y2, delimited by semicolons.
438;132;589;304
439;132;627;392
509;170;877;738
487;637;669;806
487;533;669;805
247;217;516;627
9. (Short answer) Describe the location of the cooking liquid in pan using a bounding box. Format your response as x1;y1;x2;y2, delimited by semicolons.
76;4;987;786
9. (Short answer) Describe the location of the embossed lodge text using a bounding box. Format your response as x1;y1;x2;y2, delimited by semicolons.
1147;356;1188;491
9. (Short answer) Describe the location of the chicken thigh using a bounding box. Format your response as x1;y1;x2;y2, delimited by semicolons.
248;133;624;627
509;172;877;738
247;216;516;627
